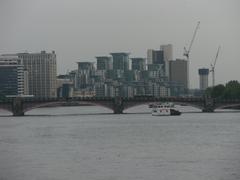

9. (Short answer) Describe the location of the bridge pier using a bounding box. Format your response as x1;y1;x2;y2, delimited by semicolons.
12;97;24;116
113;97;124;114
202;107;214;112
202;97;215;113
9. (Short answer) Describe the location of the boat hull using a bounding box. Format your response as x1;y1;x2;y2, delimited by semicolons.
170;109;181;116
151;108;181;116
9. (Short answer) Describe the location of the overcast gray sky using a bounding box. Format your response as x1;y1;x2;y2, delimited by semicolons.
0;0;239;88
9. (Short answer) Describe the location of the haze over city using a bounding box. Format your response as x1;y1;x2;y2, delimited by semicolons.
0;0;239;88
2;1;240;179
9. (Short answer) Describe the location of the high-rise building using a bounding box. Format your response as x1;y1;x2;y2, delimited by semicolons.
160;44;173;77
147;49;153;64
198;68;209;90
96;56;112;70
147;49;164;65
169;59;189;92
17;51;57;97
111;52;130;71
95;56;113;83
76;62;95;90
110;52;130;80
23;70;29;95
160;44;173;62
0;56;25;96
131;58;146;71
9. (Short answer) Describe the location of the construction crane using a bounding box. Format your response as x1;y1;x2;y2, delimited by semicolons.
183;21;200;60
210;46;221;87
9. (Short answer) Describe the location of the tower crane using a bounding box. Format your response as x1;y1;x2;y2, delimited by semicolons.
183;21;200;60
210;46;221;87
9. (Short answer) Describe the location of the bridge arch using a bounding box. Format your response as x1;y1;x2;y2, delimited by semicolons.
23;100;115;114
215;103;240;110
0;107;13;114
123;101;204;112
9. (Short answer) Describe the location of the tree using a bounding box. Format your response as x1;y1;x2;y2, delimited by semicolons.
212;84;225;98
205;87;213;97
205;85;225;98
205;80;240;99
224;80;240;99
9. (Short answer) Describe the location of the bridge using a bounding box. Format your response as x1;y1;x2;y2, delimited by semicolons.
0;96;240;116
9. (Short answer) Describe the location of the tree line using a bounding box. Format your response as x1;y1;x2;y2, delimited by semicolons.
205;80;240;99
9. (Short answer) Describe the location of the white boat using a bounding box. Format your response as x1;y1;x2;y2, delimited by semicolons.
151;103;181;116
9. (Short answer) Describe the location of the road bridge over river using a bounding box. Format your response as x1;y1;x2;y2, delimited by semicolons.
0;96;240;116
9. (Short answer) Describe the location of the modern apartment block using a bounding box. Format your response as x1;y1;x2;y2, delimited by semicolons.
70;50;171;98
0;56;25;96
17;51;57;97
68;45;190;98
111;53;130;71
96;56;112;70
131;58;146;71
76;62;95;90
95;56;113;82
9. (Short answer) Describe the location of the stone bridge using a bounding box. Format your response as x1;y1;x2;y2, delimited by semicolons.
0;96;240;116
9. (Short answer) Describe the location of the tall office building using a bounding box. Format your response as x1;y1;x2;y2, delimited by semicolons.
160;44;173;62
0;56;25;96
131;58;146;71
18;51;57;97
147;49;164;65
198;68;209;90
160;44;173;77
169;59;189;92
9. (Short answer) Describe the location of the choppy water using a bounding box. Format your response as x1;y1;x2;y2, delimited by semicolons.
0;106;240;180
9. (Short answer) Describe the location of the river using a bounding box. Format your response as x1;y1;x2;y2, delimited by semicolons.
0;105;240;180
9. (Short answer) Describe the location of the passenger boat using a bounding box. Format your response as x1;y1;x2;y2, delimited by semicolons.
150;103;181;116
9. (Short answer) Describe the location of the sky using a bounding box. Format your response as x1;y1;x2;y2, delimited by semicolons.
0;0;239;88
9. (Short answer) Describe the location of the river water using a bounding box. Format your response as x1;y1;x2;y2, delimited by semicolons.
0;105;240;180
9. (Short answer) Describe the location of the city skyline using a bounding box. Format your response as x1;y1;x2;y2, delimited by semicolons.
0;0;239;88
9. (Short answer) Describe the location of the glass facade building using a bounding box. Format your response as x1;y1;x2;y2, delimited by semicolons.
0;56;24;96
